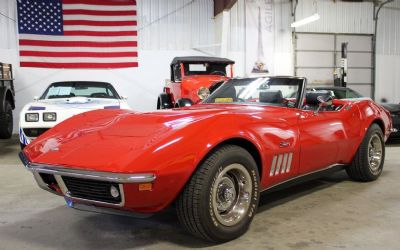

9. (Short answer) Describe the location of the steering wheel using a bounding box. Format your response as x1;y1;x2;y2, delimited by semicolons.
210;71;226;76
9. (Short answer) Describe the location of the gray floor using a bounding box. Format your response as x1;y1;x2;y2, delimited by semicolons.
1;136;400;250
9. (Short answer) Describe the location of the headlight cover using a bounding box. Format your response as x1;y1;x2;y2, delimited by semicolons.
43;112;57;122
25;113;39;122
197;87;210;100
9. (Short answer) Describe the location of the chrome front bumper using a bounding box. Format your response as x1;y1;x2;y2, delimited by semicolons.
19;152;156;208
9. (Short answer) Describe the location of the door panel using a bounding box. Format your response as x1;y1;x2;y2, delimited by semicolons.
298;110;344;174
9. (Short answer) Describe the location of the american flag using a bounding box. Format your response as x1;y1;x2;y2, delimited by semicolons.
17;0;138;68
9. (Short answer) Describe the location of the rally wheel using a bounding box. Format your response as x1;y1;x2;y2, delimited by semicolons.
346;123;385;182
176;144;260;243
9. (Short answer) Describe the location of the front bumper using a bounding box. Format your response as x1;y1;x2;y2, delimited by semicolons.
19;152;157;214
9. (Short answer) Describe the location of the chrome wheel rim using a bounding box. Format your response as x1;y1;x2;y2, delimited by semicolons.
212;164;252;227
368;134;383;173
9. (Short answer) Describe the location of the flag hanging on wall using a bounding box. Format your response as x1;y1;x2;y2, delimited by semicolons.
17;0;138;69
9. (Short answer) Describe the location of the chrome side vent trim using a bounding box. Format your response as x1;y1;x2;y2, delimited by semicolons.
270;152;293;176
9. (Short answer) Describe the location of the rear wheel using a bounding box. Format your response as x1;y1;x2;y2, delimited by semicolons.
0;101;13;139
176;145;260;243
346;123;385;181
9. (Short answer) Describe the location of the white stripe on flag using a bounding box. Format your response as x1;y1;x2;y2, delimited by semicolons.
63;4;137;11
19;34;137;42
63;15;137;21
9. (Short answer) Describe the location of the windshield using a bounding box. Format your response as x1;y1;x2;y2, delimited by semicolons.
203;77;303;108
41;82;120;99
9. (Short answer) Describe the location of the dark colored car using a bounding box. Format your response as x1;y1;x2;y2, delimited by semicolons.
308;86;399;138
0;63;15;139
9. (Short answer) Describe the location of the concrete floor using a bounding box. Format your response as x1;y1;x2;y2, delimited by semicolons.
0;136;400;250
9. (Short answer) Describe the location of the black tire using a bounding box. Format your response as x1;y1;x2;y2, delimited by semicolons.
346;123;385;182
176;145;260;243
0;101;13;139
175;98;193;108
157;93;173;109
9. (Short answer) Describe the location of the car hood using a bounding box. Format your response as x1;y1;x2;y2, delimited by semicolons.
23;104;281;173
381;103;400;113
23;106;230;171
31;97;121;110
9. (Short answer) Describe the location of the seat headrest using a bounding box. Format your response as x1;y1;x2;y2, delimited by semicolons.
220;86;236;99
259;90;283;104
306;90;331;105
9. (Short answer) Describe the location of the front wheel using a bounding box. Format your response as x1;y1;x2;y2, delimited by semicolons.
346;123;385;182
0;101;13;139
176;145;260;243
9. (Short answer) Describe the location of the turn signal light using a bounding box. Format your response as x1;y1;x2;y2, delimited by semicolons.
138;183;153;191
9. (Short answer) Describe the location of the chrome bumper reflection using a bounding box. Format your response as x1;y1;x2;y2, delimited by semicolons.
19;151;156;208
19;152;156;183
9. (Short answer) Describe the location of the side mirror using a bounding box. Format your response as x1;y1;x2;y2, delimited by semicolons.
120;95;128;100
314;95;333;115
33;96;39;101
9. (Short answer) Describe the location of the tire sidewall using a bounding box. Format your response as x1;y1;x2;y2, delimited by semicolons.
362;124;385;179
201;147;260;242
0;101;13;138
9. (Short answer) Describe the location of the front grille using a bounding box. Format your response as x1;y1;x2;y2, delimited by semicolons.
23;128;50;137
62;176;122;204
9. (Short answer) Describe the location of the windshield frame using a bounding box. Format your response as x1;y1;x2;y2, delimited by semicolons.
202;77;307;109
40;81;121;100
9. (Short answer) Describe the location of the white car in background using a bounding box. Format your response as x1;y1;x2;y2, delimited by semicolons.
19;81;131;148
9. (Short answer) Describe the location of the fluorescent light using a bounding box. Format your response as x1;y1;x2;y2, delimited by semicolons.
291;13;320;28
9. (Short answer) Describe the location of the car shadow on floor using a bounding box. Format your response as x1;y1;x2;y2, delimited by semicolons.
257;170;350;213
0;171;355;249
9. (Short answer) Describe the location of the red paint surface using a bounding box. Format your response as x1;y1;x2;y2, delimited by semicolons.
24;99;392;213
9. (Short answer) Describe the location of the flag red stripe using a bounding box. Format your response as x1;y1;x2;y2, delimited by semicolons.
62;0;136;6
63;9;136;16
64;20;137;26
20;51;138;58
21;62;139;68
19;40;137;47
63;30;137;36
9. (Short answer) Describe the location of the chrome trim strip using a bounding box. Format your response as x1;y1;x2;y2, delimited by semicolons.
32;172;62;196
269;155;277;176
281;153;288;174
286;153;293;173
391;128;398;133
274;154;283;175
19;152;156;184
262;163;345;192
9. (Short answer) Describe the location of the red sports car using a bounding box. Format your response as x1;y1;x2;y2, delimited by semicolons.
20;76;392;243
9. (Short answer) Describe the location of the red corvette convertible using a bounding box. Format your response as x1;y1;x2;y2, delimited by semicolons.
20;76;392;243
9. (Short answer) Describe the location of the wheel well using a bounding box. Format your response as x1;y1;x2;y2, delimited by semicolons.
212;138;263;179
372;119;384;133
5;90;15;109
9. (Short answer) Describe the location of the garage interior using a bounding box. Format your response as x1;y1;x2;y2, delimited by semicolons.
1;0;400;249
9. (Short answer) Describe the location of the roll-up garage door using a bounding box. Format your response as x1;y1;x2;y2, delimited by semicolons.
294;33;373;97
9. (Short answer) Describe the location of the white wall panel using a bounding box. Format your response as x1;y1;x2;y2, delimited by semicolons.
138;0;214;50
0;0;17;49
375;2;400;103
295;0;374;34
